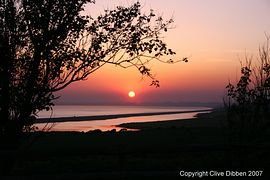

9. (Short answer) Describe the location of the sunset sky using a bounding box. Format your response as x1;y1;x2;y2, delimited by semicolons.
56;0;270;105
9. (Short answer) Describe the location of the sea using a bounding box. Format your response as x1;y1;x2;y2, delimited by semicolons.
36;105;211;132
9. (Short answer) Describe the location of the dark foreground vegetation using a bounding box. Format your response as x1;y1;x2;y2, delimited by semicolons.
1;109;270;179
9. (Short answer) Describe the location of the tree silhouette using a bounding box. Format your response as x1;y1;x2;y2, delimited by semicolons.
0;0;184;137
225;36;270;143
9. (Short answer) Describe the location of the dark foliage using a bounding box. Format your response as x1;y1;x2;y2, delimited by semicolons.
225;37;270;142
0;0;186;137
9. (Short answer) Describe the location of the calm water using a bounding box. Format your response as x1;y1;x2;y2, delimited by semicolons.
36;105;211;132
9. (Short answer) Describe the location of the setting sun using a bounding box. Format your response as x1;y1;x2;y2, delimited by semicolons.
128;91;136;98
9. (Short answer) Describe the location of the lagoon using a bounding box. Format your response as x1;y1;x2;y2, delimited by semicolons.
36;105;211;132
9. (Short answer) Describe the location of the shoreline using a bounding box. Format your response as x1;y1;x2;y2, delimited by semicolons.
35;109;211;124
5;108;270;177
117;109;227;130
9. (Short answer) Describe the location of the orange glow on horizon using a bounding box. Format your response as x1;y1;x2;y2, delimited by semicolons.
56;0;270;104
